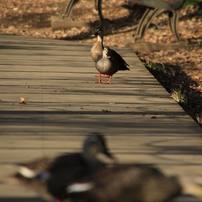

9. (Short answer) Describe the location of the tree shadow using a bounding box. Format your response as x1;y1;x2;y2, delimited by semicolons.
0;198;46;202
61;5;145;41
4;13;51;29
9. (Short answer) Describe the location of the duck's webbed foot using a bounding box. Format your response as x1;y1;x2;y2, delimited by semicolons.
106;76;112;84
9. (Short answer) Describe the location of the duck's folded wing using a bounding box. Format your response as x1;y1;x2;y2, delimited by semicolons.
109;48;130;70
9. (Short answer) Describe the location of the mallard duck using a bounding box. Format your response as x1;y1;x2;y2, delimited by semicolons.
4;133;115;201
47;134;115;201
91;27;130;84
65;164;202;202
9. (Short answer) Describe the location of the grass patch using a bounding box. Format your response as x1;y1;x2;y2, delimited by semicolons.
171;86;186;103
143;60;202;127
196;114;202;125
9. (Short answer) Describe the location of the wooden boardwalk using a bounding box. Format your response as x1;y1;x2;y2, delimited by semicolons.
0;35;201;201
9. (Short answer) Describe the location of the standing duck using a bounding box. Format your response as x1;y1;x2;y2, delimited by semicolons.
4;133;115;201
91;27;130;84
65;164;202;202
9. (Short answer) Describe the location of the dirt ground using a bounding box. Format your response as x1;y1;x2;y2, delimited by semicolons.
0;0;201;126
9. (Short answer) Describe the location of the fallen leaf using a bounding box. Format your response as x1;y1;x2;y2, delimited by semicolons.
19;97;26;104
102;109;111;113
151;116;157;119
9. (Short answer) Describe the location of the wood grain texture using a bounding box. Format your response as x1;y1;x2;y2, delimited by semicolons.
0;35;201;201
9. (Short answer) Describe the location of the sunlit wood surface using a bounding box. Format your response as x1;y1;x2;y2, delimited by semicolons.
0;35;201;202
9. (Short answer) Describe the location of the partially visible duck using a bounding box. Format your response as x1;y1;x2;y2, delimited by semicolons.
16;156;54;178
91;27;129;84
65;164;202;202
90;27;104;63
47;134;115;200
4;171;53;201
96;47;129;84
4;133;115;201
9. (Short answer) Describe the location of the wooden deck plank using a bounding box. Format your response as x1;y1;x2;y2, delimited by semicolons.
0;35;202;201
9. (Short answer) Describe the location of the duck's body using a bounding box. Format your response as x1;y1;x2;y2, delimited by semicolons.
4;134;114;201
65;164;202;202
91;27;130;84
96;47;129;84
47;153;103;200
96;48;113;75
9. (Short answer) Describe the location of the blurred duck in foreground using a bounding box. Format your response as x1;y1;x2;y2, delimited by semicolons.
64;164;202;202
91;27;129;84
4;133;202;202
4;133;114;202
